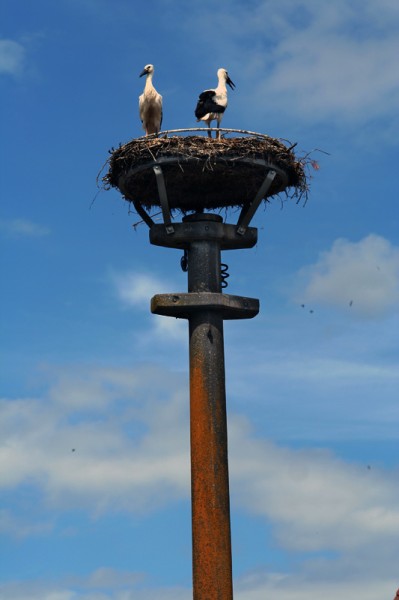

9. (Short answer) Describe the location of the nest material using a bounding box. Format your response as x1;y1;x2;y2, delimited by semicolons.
103;133;308;212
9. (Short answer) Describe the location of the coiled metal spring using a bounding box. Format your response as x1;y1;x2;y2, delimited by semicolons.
221;263;230;289
181;252;230;289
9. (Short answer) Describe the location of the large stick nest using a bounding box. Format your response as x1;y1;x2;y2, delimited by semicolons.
102;130;309;212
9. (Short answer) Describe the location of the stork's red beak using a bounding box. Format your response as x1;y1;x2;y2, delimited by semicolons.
226;76;235;90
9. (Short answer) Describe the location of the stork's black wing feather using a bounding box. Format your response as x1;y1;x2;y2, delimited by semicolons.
195;90;225;119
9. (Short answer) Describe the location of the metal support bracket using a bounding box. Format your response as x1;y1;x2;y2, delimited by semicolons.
132;199;154;228
153;164;174;234
236;169;276;235
151;292;259;320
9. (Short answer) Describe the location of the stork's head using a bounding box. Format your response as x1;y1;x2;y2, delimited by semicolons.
218;68;235;90
139;64;154;77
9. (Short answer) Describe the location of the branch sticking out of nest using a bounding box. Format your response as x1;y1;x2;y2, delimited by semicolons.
102;129;311;214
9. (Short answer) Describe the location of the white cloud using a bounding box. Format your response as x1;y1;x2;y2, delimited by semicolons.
0;366;191;514
226;336;399;443
0;509;53;538
1;366;399;549
249;353;399;385
80;567;143;589
0;582;75;600
235;572;397;600
180;0;399;128
1;364;398;598
0;39;26;76
228;414;399;553
0;218;50;237
111;270;187;341
261;2;399;123
113;272;162;306
296;234;399;317
0;568;397;600
0;575;190;600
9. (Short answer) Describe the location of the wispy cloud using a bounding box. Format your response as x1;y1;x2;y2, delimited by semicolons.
0;366;191;514
0;39;26;76
0;218;50;238
77;567;144;589
261;2;399;124
112;272;163;306
110;270;187;341
229;414;399;552
1;363;398;598
178;0;399;131
0;509;53;538
295;234;399;317
0;571;396;600
2;365;398;542
0;574;190;600
235;571;397;600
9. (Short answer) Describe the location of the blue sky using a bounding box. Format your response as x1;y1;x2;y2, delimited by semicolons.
1;0;399;598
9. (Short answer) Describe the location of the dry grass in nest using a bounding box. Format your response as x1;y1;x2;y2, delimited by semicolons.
102;130;309;213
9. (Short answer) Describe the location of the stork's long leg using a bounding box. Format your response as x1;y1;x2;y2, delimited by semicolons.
216;116;222;139
207;121;212;138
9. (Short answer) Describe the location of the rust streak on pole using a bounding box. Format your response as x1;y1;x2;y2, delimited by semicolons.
189;311;233;600
187;219;233;600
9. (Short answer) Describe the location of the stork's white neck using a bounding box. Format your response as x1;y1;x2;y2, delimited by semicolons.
216;73;227;93
144;72;154;90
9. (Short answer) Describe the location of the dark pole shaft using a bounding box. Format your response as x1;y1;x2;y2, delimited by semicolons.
150;214;259;599
188;237;233;600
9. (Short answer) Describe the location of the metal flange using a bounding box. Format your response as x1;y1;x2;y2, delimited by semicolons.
151;292;259;320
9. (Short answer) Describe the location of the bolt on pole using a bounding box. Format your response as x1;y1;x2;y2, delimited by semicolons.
151;213;259;600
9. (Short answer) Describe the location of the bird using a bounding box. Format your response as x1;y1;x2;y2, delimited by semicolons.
139;64;163;136
195;68;235;139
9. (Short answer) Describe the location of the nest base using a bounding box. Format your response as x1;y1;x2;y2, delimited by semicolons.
103;132;307;213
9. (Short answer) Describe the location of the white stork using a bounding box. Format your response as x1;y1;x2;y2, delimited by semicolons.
194;68;235;139
139;64;163;136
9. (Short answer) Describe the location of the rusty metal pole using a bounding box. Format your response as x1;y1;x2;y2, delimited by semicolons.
150;213;259;600
187;222;232;600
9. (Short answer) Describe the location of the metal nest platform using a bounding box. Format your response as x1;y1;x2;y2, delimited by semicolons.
103;129;308;222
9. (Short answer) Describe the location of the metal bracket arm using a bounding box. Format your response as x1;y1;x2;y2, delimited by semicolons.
236;169;276;235
153;164;174;234
132;198;154;228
